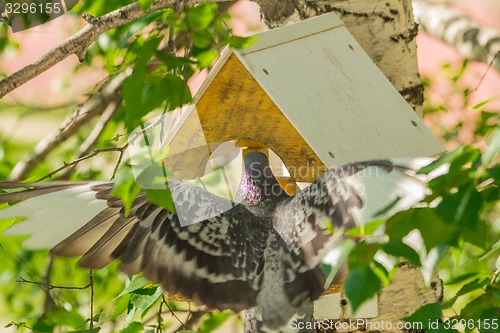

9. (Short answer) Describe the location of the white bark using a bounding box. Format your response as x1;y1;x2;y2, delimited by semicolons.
413;0;500;72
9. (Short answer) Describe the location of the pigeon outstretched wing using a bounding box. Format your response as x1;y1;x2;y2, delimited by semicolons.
273;159;433;269
0;180;267;312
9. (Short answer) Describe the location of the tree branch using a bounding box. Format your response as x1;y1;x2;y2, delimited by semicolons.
413;0;500;72
58;97;122;179
0;0;227;98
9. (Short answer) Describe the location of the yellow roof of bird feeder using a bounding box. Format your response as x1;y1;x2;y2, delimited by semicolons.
163;12;444;182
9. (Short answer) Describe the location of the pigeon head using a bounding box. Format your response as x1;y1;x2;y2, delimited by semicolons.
236;151;287;204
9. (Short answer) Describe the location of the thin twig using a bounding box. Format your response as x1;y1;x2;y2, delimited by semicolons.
35;147;124;182
467;51;500;95
157;296;164;333
59;99;122;178
163;295;188;330
89;270;94;331
18;276;92;290
42;256;55;315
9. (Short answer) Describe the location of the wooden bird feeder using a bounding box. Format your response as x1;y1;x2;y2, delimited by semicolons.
162;12;444;185
154;11;445;322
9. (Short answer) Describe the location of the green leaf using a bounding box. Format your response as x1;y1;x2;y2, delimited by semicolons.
122;72;191;131
138;0;155;12
110;294;131;321
344;267;381;313
130;287;162;317
155;52;195;70
371;260;391;286
479;239;500;261
386;208;458;251
112;165;142;217
471;98;493;110
403;303;442;328
136;36;162;71
145;188;176;213
483;128;500;166
0;216;16;234
120;321;144;333
187;3;218;30
228;36;259;49
196;49;219;69
455;278;490;298
418;145;464;174
460;287;500;319
444;273;478;285
461;218;489;248
48;308;87;329
198;312;232;333
436;184;482;229
344;219;384;237
163;74;193;110
192;30;213;49
117;276;153;298
448;146;481;172
347;242;382;267
383;240;421;266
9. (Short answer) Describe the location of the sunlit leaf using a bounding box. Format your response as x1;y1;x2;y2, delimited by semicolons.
471;98;492;110
344;219;384;237
130;287;162;317
117;276;153;298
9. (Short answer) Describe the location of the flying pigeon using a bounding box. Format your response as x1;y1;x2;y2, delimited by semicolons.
0;151;437;331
